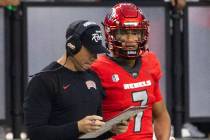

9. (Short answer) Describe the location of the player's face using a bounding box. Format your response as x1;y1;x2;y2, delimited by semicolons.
74;47;97;71
114;29;144;49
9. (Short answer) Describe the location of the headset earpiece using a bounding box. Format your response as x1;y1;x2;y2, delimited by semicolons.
65;20;97;57
66;34;82;56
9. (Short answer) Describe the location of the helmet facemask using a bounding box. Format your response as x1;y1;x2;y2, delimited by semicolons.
110;28;147;59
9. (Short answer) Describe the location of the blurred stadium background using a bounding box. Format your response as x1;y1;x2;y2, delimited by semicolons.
0;0;210;139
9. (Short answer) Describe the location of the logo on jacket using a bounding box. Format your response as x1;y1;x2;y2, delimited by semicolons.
63;83;70;91
112;74;119;82
86;80;96;90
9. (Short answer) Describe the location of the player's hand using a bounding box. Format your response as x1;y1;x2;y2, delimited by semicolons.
77;115;105;133
111;120;129;134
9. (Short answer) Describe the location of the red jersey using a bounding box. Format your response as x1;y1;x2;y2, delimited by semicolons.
91;52;163;140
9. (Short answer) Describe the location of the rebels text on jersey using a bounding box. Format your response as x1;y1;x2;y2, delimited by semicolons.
91;52;163;140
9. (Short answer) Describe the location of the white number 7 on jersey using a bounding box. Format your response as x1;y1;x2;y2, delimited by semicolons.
132;90;148;132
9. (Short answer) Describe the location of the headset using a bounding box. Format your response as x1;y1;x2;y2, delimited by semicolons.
30;20;97;77
65;20;97;57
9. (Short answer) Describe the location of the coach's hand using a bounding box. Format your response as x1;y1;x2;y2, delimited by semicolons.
78;115;105;133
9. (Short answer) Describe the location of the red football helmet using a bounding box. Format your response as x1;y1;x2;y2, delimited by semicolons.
103;3;149;59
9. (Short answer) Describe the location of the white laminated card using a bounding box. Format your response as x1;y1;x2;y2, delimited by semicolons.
79;106;147;139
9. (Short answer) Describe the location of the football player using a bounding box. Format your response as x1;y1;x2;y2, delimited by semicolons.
91;3;171;140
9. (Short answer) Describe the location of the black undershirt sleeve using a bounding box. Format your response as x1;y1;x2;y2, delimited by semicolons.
23;76;80;140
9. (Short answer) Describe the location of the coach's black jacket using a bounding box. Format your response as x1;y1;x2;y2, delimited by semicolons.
24;62;113;140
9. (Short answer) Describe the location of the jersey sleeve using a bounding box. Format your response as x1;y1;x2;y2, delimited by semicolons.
144;52;162;81
154;81;163;102
142;52;163;102
23;75;80;140
91;61;102;78
91;58;107;98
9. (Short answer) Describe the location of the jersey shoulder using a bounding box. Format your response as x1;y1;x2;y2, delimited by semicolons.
92;55;110;67
141;51;162;80
91;55;117;74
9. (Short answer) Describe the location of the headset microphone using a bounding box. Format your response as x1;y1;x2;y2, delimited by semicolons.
65;42;87;71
